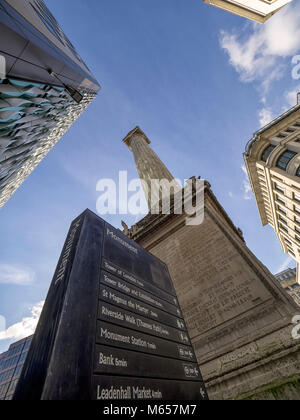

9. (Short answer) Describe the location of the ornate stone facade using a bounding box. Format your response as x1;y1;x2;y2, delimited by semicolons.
275;267;300;307
244;105;300;283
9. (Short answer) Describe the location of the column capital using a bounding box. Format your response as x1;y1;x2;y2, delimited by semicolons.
122;126;151;150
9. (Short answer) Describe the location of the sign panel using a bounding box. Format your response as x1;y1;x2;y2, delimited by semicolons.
102;259;179;306
99;284;186;330
14;210;208;401
100;271;182;318
98;302;190;344
96;321;196;362
92;376;207;401
103;225;176;296
94;345;201;381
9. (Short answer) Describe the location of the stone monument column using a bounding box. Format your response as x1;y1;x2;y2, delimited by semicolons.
123;127;179;209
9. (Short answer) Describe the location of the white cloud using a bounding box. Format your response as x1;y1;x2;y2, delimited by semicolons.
241;164;253;200
276;256;294;273
0;264;35;286
220;2;300;119
220;3;300;83
0;301;44;341
284;85;300;108
220;29;275;83
258;107;274;127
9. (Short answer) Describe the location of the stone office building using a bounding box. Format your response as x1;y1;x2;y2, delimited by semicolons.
0;0;100;208
122;126;300;400
0;336;32;400
275;267;300;307
202;0;292;23
244;104;300;284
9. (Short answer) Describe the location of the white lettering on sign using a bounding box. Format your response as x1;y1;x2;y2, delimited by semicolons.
97;385;162;400
97;386;131;400
99;327;157;350
102;305;125;321
106;228;138;255
99;352;128;368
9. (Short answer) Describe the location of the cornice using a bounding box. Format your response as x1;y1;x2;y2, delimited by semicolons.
122;126;151;149
124;179;245;244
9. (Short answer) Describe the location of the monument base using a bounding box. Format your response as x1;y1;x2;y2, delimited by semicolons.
202;324;300;400
125;183;300;400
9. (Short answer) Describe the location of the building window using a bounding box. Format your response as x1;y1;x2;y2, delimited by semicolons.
276;195;285;205
285;128;296;134
22;340;31;352
296;166;300;177
295;226;300;234
275;183;284;194
295;216;300;225
279;215;287;224
278;205;286;215
261;145;276;162
276;150;297;170
280;223;288;232
294;192;300;203
30;0;65;45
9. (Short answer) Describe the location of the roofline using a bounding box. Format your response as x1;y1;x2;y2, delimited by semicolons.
122;126;151;149
275;267;297;277
244;103;300;157
126;181;245;244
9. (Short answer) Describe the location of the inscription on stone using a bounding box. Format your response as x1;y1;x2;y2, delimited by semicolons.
153;215;274;337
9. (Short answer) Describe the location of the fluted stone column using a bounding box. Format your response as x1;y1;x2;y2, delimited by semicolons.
123;126;179;210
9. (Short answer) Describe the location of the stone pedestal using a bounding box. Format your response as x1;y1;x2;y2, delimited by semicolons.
126;186;300;400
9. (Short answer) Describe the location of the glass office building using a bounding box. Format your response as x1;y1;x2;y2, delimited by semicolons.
0;0;100;208
0;336;32;400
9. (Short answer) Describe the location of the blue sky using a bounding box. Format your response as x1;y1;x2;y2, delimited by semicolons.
0;0;299;353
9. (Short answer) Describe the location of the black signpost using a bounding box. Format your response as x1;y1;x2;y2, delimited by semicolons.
14;210;208;401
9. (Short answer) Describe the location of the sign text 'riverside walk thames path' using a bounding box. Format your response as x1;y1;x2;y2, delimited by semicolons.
14;210;208;401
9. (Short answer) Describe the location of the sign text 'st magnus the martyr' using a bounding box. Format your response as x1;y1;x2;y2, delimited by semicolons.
13;210;208;401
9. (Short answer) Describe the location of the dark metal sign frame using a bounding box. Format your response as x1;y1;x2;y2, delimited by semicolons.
14;210;208;401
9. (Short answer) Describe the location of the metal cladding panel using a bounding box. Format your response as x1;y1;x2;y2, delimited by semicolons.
0;78;97;208
0;0;100;90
